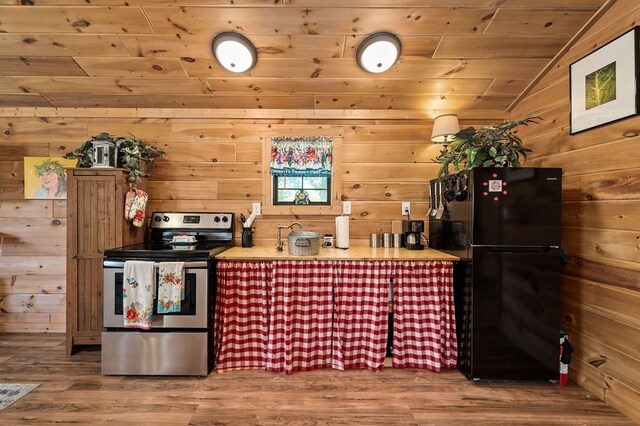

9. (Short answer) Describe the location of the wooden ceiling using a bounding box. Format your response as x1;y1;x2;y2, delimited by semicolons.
0;0;608;117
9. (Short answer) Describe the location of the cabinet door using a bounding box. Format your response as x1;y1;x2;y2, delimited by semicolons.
68;174;118;351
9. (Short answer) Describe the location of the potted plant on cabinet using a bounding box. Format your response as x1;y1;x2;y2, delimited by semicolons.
64;133;165;188
434;117;539;177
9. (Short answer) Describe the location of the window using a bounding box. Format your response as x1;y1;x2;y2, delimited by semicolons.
262;135;342;215
274;175;331;205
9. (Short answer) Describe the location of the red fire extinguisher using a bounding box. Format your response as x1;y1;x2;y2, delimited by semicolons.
559;332;573;385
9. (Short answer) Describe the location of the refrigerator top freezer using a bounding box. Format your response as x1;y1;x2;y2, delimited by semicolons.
430;167;562;259
469;167;561;247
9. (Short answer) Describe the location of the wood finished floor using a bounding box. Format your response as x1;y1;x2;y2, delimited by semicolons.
0;334;633;425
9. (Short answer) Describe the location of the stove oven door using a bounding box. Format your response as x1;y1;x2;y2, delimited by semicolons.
102;260;212;376
103;260;209;329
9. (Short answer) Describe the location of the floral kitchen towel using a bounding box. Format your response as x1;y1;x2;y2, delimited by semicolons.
157;262;185;314
123;260;155;329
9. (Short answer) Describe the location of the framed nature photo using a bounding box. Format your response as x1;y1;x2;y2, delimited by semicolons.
570;26;640;134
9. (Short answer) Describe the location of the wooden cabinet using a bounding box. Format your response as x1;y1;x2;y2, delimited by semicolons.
66;169;146;355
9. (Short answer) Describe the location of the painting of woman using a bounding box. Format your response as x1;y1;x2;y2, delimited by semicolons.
24;157;76;200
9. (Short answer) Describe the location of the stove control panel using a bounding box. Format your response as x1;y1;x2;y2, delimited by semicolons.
150;212;234;229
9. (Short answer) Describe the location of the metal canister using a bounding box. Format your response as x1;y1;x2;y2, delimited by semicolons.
382;233;393;248
392;233;403;248
370;233;382;248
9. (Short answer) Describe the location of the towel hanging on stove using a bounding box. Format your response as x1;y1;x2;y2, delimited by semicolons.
157;262;185;314
123;260;154;330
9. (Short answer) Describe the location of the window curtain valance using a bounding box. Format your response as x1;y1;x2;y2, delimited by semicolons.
269;136;333;177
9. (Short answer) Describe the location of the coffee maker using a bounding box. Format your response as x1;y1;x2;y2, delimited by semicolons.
403;220;425;250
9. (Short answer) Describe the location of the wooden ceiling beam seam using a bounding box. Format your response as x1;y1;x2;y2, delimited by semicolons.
0;0;605;7
0;107;510;120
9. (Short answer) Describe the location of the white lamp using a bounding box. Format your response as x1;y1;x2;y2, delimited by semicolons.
211;32;257;73
431;114;460;145
356;32;401;74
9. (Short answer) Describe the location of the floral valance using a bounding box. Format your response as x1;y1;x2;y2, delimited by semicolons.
269;136;333;177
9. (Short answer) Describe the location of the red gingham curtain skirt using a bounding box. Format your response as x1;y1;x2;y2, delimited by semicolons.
392;261;458;371
332;261;392;372
214;261;271;371
214;260;456;374
266;261;334;373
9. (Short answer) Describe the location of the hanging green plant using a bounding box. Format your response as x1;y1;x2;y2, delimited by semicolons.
434;117;540;177
64;133;165;187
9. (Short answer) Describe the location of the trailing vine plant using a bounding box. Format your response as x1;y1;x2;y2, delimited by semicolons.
434;117;540;177
64;133;165;188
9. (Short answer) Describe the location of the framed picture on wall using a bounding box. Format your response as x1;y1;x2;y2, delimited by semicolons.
570;26;640;135
23;157;77;200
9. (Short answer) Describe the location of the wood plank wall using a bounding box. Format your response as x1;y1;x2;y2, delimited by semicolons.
0;113;500;334
510;0;640;421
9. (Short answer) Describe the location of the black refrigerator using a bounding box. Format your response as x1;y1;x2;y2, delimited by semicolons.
428;167;562;381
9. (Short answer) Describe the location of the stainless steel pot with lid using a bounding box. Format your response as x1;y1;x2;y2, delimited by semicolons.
287;231;321;256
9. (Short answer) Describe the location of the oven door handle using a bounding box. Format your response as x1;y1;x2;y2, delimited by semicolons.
103;260;208;268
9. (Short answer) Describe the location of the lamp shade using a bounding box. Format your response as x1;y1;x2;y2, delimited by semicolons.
211;32;257;73
356;32;401;74
431;114;460;143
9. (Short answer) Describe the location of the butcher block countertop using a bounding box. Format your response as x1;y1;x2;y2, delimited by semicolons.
217;246;459;261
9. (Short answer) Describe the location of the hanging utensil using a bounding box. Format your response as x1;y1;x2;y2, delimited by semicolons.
454;175;462;200
443;177;456;202
456;174;468;201
430;180;439;217
435;180;445;219
427;181;434;216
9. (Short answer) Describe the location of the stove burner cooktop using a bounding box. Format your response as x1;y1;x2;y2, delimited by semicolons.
104;241;233;261
104;212;235;261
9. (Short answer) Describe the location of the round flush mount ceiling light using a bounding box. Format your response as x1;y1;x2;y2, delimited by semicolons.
356;32;402;73
211;32;257;73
